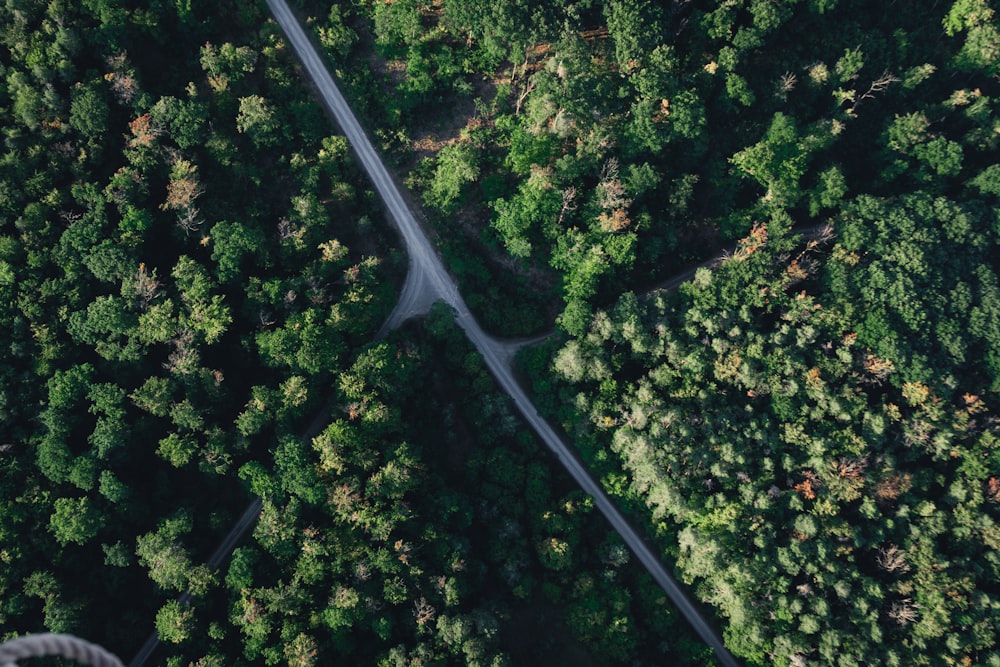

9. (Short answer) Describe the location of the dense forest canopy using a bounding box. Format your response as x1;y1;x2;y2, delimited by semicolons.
2;0;999;665
0;1;710;665
0;0;398;658
298;0;1000;664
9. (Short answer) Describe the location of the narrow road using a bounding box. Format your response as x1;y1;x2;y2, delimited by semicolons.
128;498;263;667
264;2;739;665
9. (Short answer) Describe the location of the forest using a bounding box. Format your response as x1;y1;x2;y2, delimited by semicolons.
0;0;708;665
297;0;1000;664
1;0;998;665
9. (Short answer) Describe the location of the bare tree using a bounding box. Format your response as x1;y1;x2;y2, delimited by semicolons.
887;598;919;625
277;217;305;245
354;561;372;582
59;209;82;226
850;71;900;113
836;456;868;479
557;186;577;227
876;544;910;573
133;262;161;310
776;71;797;100
597;158;633;232
413;597;435;626
176;206;203;235
164;329;198;375
163;177;205;212
512;57;536;116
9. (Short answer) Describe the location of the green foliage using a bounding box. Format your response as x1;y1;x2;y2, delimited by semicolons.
49;497;100;545
943;0;1000;76
318;5;358;61
0;1;395;655
425;143;480;214
236;95;280;148
151;96;208;150
491;180;561;259
70;82;110;140
135;512;216;596
4;0;998;664
209;220;265;284
731;113;834;209
547;209;1000;664
200;42;256;84
604;0;663;72
155;599;194;644
157;432;198;468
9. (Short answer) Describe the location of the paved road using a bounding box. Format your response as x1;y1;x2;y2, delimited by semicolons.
129;498;264;667
265;1;739;665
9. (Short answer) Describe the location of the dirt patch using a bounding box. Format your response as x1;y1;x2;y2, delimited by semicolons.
408;76;498;163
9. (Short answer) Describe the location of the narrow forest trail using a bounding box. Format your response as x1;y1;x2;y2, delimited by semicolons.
263;1;741;665
128;499;264;667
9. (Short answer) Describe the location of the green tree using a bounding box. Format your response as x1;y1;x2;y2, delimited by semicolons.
130;376;174;417
491;180;560;258
24;571;80;634
157;432;198;468
943;0;1000;76
135;512;197;592
373;0;423;50
604;0;662;72
70;82;109;141
155;599;194;644
426;143;479;213
237;95;280;148
151;95;208;150
209;220;265;284
730;113;822;208
319;5;358;60
200;42;257;86
49;496;100;545
66;295;142;362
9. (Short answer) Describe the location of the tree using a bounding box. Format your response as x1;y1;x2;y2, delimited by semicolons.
66;295;142;362
491;180;561;258
131;376;174;417
151;95;208;150
730;113;818;208
172;256;231;344
273;436;323;505
209;220;265;284
49;496;101;545
23;571;80;634
161;159;205;225
604;0;662;72
943;0;1000;76
69;82;109;141
426;143;479;213
200;42;257;90
237;95;280;148
156;599;194;644
135;512;197;592
284;632;318;667
98;470;129;503
373;0;423;50
158;432;198;468
8;71;46;130
319;5;358;61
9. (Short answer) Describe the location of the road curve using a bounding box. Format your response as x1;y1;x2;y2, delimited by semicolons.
264;1;740;665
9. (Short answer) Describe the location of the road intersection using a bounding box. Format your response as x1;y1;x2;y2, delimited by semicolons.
264;1;739;665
